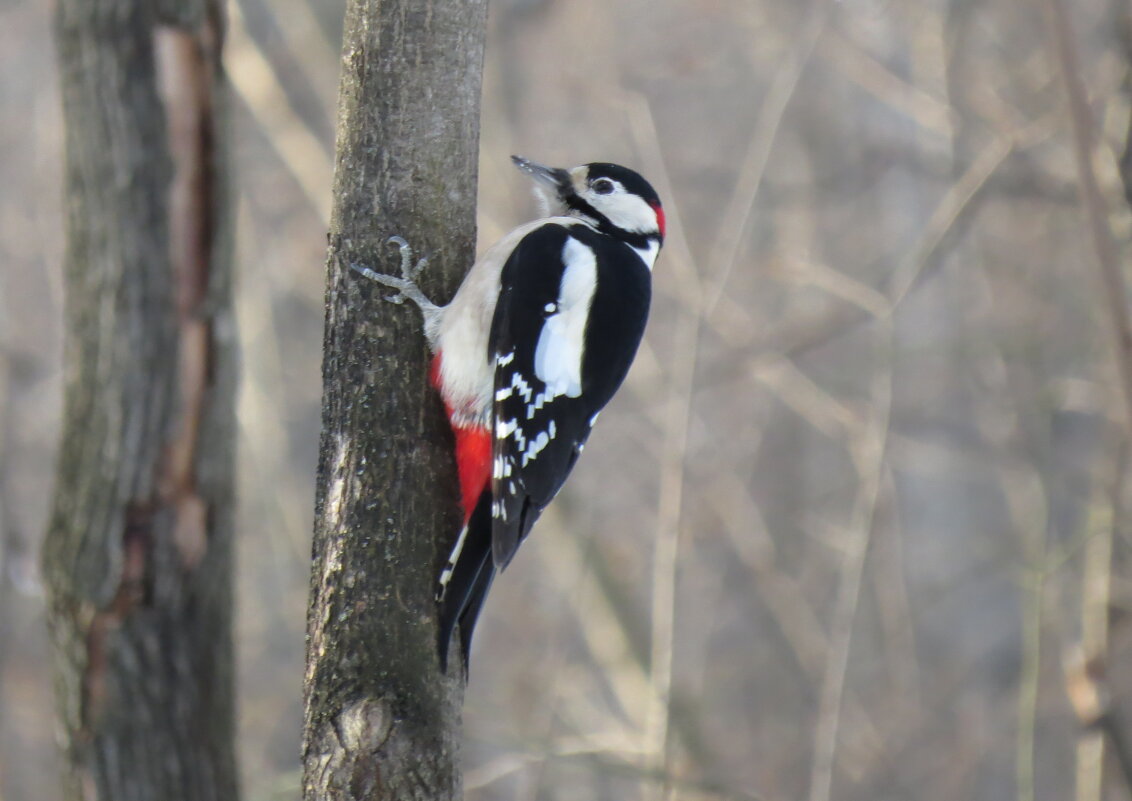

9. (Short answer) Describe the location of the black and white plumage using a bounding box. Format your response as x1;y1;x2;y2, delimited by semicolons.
487;221;653;566
352;156;665;673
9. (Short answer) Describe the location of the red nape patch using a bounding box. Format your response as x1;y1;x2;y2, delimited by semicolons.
651;202;666;238
453;424;492;522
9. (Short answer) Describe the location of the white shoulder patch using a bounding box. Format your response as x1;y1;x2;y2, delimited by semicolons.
534;237;597;398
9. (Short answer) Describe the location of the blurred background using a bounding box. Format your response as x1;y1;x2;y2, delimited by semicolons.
4;0;1132;799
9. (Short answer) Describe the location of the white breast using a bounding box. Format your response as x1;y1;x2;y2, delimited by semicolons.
435;217;581;424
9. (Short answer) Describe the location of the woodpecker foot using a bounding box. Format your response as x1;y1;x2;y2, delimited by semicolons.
348;236;438;314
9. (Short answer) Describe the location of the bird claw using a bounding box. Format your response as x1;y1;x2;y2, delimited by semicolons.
347;261;400;295
387;235;411;272
345;237;439;315
387;235;429;283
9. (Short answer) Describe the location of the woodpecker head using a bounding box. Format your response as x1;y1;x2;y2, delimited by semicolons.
512;156;666;245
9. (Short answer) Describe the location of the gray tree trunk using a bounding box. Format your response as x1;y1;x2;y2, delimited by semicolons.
301;0;488;799
43;1;238;800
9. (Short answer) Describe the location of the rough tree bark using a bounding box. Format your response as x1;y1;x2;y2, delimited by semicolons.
43;1;238;800
301;1;488;799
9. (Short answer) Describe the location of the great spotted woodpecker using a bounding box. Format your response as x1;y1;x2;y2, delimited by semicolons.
352;156;665;672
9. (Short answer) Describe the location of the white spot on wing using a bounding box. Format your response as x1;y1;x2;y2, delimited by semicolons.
521;430;551;467
498;371;533;404
494;417;527;450
493;455;513;479
526;389;554;420
497;418;518;438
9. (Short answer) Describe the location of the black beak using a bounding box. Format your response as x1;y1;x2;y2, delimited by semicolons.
511;155;572;196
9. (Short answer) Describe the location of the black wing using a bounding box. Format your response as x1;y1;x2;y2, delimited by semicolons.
489;223;651;568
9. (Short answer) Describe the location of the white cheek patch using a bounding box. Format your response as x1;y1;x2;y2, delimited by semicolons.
588;191;658;235
534;237;597;398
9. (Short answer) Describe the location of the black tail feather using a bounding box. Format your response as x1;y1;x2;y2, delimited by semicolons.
437;491;495;675
456;558;495;677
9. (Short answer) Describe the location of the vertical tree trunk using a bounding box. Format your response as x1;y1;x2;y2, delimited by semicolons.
301;1;488;799
43;2;238;800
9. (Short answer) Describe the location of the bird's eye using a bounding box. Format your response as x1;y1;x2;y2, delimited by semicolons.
592;178;615;195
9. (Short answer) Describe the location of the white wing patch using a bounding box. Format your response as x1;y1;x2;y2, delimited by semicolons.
521;431;551;467
534;237;597;398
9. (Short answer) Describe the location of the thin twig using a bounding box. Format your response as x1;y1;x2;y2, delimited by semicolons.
1043;0;1132;432
626;92;704;800
886;134;1013;308
225;0;333;224
1065;440;1132;799
819;30;955;136
1100;439;1132;793
538;506;654;727
1016;568;1042;801
807;320;894;801
470;742;769;801
1045;8;1132;795
1077;441;1121;801
704;0;831;316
